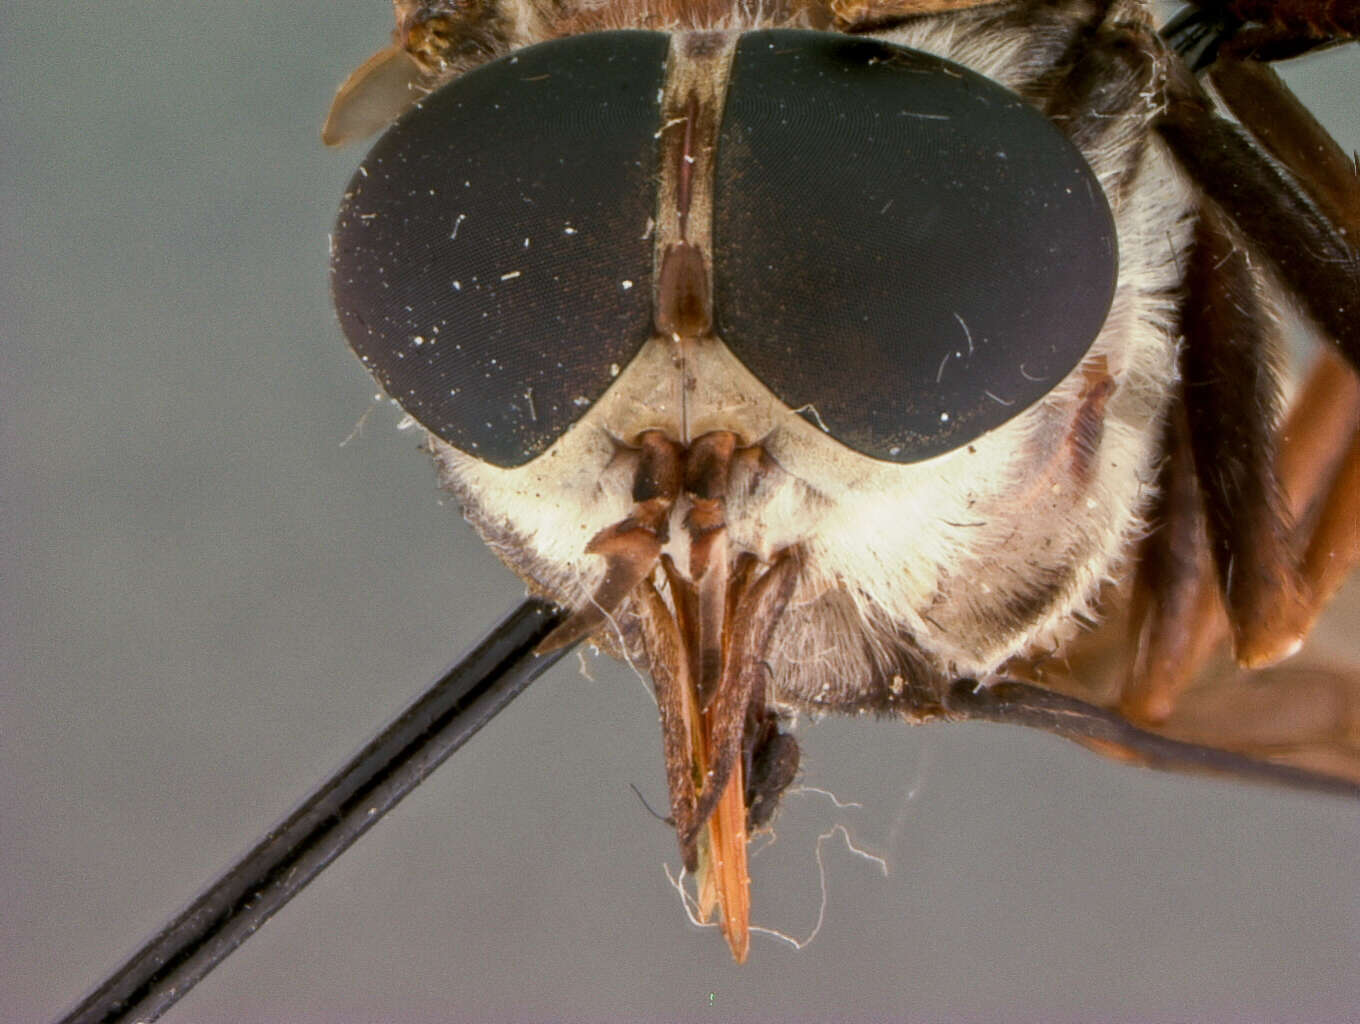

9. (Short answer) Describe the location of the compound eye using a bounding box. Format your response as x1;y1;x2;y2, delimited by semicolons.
713;31;1119;462
331;32;668;468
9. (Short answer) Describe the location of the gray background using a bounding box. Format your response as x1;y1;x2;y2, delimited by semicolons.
4;3;1357;1021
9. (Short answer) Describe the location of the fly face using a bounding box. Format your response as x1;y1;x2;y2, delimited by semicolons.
329;0;1360;961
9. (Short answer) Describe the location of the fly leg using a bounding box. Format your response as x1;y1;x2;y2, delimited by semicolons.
1121;351;1360;723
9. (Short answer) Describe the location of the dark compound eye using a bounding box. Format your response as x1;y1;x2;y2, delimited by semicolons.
713;30;1118;461
331;32;668;468
332;29;1117;467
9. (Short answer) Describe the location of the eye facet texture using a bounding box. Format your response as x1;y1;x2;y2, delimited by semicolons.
333;29;1117;466
713;30;1118;461
332;32;667;467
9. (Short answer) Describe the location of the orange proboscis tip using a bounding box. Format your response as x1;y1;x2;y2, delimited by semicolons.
708;755;751;963
689;680;751;962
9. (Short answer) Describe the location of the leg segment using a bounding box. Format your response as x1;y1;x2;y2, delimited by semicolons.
1119;404;1222;723
1157;91;1360;368
1179;209;1309;666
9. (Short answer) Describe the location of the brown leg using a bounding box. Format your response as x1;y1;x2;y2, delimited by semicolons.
1276;351;1360;521
1297;410;1360;631
1117;349;1360;721
1119;404;1223;723
1206;56;1360;246
1179;209;1311;667
1157;91;1360;367
1205;0;1360;39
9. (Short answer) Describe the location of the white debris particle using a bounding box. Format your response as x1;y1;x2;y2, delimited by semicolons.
452;280;461;290
500;270;522;281
412;335;425;346
620;279;634;290
609;362;620;378
794;403;830;433
523;237;531;248
952;312;975;355
572;395;590;407
450;212;467;239
563;224;578;235
940;412;950;422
